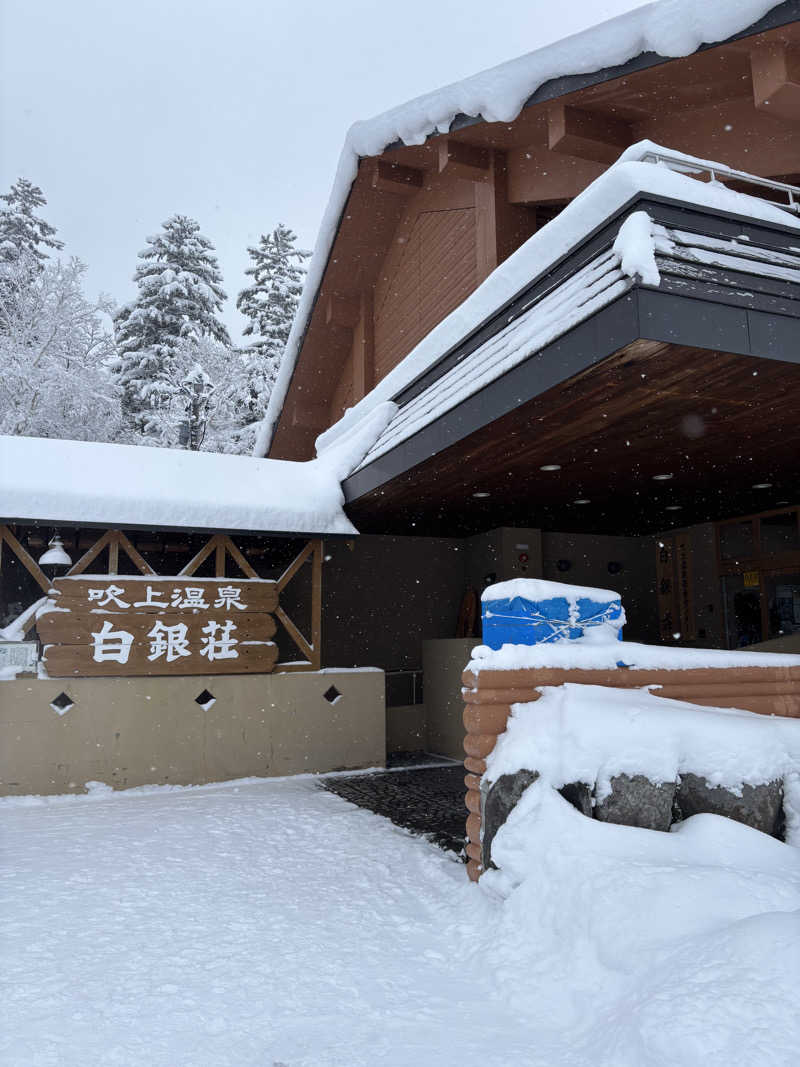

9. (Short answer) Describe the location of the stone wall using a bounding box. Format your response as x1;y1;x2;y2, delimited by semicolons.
462;664;800;881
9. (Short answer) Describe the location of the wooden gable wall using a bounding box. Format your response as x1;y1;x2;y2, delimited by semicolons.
271;18;800;461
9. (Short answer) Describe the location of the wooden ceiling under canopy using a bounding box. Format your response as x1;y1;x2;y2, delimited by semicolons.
344;340;800;537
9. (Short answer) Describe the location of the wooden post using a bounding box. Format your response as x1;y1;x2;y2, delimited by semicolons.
0;525;51;593
108;534;119;576
311;539;323;671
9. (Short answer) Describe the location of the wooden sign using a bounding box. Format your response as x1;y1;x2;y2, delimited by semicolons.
40;577;278;677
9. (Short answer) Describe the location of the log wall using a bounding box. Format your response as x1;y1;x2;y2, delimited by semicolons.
461;664;800;881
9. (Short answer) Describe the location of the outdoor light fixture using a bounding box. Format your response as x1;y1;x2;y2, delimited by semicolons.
665;505;683;511
752;482;773;489
37;533;72;577
652;473;674;481
472;492;490;498
573;498;591;505
539;464;561;471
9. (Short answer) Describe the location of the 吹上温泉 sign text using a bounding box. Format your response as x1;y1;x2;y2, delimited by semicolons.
39;577;278;677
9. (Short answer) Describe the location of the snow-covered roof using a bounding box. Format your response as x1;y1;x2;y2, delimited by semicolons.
0;414;394;535
315;145;800;471
253;0;788;457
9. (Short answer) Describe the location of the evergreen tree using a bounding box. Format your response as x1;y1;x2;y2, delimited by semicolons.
0;178;63;267
234;224;309;430
113;214;230;434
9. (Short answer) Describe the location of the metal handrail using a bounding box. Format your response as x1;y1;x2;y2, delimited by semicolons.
640;150;800;215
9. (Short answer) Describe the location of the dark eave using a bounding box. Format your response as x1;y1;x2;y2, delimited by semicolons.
342;194;800;524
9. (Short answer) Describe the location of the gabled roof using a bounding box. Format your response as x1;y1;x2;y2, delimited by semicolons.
254;0;797;458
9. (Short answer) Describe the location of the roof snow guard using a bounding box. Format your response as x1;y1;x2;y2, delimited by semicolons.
330;145;800;504
253;0;799;458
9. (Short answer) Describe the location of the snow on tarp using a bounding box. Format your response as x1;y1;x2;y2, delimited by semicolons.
317;145;800;465
485;683;800;798
0;408;396;536
254;0;787;457
468;637;800;674
481;578;624;649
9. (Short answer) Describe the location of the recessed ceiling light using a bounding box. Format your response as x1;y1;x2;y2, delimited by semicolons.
752;482;772;489
665;505;683;511
540;464;561;471
652;473;673;481
573;498;591;505
472;491;490;498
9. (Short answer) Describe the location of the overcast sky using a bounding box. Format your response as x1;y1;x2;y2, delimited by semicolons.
1;0;647;341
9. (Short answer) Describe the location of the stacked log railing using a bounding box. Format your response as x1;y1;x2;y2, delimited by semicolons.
462;664;800;882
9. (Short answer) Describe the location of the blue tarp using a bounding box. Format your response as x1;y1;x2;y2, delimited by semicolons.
482;592;624;650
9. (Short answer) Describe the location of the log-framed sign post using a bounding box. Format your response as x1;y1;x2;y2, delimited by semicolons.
40;576;280;677
0;526;324;676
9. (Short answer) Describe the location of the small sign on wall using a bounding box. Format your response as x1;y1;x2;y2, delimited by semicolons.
39;577;279;677
0;640;38;673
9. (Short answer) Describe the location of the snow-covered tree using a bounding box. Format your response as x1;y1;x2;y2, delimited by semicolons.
141;334;242;452
0;253;122;441
0;178;63;268
233;224;309;433
113;214;231;435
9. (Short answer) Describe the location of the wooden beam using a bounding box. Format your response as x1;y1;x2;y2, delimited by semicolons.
108;534;119;576
275;604;313;663
215;539;226;577
438;138;491;182
324;294;361;331
0;525;52;593
310;539;322;671
353;288;375;401
276;540;315;593
547;104;632;164
221;536;260;579
751;43;800;123
116;531;156;576
179;535;221;577
67;529;114;576
370;159;424;197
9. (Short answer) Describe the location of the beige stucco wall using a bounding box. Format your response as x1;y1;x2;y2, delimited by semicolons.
0;669;385;796
423;638;480;760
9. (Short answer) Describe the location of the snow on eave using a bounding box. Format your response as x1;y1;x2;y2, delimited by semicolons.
316;144;800;461
252;0;788;457
0;434;381;537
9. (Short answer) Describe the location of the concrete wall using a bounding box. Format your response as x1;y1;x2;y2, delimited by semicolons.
423;638;481;760
542;531;659;643
320;534;467;670
0;669;385;796
657;522;724;648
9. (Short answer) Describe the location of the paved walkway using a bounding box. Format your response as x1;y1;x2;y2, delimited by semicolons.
321;757;467;857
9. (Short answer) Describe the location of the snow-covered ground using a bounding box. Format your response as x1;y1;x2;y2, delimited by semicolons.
2;773;799;1066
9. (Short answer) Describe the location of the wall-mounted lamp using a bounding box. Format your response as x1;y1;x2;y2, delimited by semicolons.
38;533;72;579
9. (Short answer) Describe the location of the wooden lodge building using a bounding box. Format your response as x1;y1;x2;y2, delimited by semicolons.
2;1;800;798
262;2;800;685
